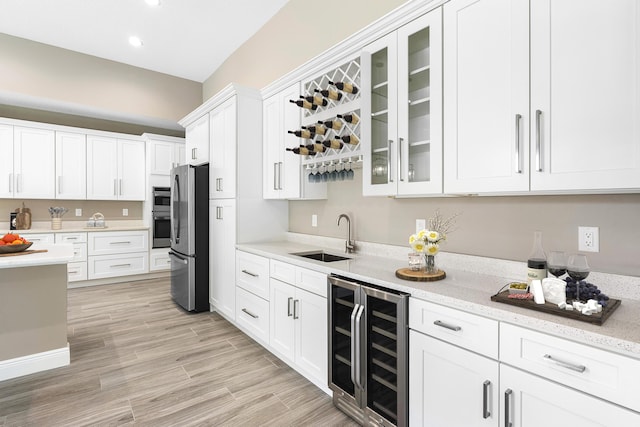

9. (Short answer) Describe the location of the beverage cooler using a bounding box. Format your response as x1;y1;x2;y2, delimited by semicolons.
328;274;409;427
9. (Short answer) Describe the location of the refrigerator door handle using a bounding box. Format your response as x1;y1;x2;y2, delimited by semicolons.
172;173;181;244
350;303;360;387
168;251;188;265
354;304;365;389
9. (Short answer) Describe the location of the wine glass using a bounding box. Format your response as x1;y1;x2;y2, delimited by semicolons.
567;254;590;301
547;251;567;278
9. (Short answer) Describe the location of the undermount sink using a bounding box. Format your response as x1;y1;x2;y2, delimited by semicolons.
291;251;352;263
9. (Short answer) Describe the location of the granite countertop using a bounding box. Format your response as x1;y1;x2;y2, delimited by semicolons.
0;244;74;269
237;239;640;360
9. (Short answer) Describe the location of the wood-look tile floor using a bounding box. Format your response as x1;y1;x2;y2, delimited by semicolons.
0;278;357;426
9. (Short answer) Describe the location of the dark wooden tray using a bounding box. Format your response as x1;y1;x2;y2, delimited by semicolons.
490;290;621;326
396;267;446;282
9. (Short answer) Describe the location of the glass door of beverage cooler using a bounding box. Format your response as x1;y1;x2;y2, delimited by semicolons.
329;278;359;400
362;286;408;427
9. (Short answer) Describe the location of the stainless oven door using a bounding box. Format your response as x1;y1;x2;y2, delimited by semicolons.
152;213;171;248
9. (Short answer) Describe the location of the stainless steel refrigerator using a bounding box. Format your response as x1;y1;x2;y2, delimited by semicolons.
169;163;209;312
328;274;409;427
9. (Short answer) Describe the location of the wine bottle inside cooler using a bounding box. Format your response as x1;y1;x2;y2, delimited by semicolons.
287;129;314;139
315;88;343;101
329;80;359;94
337;112;360;125
289;99;317;110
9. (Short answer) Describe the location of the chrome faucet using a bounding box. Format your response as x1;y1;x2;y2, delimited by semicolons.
337;213;356;254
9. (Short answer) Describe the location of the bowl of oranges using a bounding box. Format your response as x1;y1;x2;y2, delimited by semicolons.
0;233;32;254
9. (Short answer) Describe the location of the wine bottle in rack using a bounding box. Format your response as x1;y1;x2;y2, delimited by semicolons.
286;146;315;155
287;129;314;139
338;134;359;145
304;142;326;153
315;88;343;101
337;112;360;125
323;119;343;131
322;139;344;150
300;94;327;107
289;99;317;110
303;123;326;135
329;81;359;94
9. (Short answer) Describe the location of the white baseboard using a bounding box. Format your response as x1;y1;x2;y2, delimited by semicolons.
0;345;70;382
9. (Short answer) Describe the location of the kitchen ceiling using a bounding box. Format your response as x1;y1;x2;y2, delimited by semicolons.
0;0;289;83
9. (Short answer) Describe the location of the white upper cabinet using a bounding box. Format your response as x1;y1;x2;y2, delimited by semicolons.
529;0;640;191
209;96;237;199
443;0;530;194
147;135;185;175
362;9;443;197
0;124;14;198
184;114;209;165
13;126;56;199
444;0;640;194
263;82;302;200
87;135;145;201
55;131;86;199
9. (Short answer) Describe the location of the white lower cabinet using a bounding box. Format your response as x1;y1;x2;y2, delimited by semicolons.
269;260;327;388
235;286;270;346
55;232;87;282
87;230;149;279
149;248;171;272
409;331;498;427
500;365;639;427
209;199;236;320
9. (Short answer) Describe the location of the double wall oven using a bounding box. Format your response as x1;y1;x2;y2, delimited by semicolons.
151;186;171;248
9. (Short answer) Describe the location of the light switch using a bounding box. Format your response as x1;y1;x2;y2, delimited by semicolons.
122;208;129;217
75;208;82;217
312;214;318;227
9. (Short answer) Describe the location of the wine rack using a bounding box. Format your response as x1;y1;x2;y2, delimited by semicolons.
296;57;362;169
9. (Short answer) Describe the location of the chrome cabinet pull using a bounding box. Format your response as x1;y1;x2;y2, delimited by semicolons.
109;241;132;245
504;389;513;427
514;114;522;174
216;206;223;220
241;308;259;319
354;304;365;388
241;269;258;278
58;176;62;194
387;140;393;183
216;177;223;192
273;163;278;191
287;297;293;317
119;179;123;195
535;109;543;172
293;299;300;319
110;263;131;268
483;380;491;419
543;354;586;373
399;137;405;182
350;303;360;386
433;320;462;331
191;147;196;159
278;162;283;190
113;179;117;196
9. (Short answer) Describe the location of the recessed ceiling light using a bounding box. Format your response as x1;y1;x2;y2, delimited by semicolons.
145;0;161;6
129;36;144;47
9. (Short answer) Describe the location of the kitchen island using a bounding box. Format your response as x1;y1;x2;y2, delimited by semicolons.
0;244;74;381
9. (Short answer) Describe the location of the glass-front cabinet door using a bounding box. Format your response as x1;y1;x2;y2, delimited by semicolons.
362;8;442;197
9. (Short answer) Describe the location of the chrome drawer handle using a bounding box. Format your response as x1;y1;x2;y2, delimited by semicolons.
241;308;259;319
241;269;258;278
110;263;131;268
434;320;462;331
483;380;491;419
504;389;513;427
109;241;132;245
543;354;586;373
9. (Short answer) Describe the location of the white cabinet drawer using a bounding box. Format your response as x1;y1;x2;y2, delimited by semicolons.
295;267;327;298
55;232;87;244
67;261;87;282
270;259;296;284
236;286;269;345
149;250;171;271
23;233;55;246
88;230;148;255
500;323;640;412
88;252;149;279
70;243;87;262
409;298;499;359
236;251;270;300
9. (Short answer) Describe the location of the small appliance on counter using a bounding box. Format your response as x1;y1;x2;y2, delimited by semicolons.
86;212;106;228
169;163;209;312
14;203;31;230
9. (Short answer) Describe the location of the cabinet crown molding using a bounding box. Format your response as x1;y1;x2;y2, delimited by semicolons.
179;83;261;128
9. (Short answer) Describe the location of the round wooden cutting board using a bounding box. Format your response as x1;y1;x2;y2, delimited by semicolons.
395;267;446;282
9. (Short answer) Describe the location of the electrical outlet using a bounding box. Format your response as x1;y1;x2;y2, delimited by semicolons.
75;208;82;217
416;219;426;234
578;226;599;252
311;214;318;227
122;208;129;217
